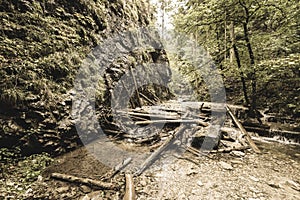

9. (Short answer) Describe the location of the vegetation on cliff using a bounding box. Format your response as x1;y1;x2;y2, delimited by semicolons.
0;0;171;155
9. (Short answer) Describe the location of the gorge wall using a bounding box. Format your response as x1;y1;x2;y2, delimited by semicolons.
0;0;172;155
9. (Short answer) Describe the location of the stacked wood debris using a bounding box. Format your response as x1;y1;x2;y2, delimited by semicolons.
51;101;262;199
104;101;260;154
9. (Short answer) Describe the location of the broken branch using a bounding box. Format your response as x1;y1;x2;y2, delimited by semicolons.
226;106;261;153
101;157;132;180
51;173;117;189
134;124;189;176
123;173;135;200
134;119;209;127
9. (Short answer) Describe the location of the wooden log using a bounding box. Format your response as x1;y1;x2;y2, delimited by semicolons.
101;158;132;180
123;173;135;200
127;114;150;121
117;110;179;118
140;107;209;119
210;145;250;153
134;124;189;176
122;111;180;120
139;92;156;105
51;173;117;189
185;146;207;156
135;135;159;144
134;119;209;127
187;145;249;155
226;106;261;153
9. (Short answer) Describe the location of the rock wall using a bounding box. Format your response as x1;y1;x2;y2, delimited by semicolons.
0;0;172;155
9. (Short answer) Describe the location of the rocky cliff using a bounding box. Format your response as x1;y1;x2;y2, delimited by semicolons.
0;0;172;155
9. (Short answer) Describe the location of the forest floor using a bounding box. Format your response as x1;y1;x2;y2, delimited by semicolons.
2;137;299;200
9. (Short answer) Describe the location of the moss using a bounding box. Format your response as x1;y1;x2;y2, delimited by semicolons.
0;0;165;156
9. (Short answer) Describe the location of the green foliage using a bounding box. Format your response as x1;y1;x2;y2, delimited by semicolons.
17;153;53;182
0;152;53;197
256;54;300;115
0;147;21;164
172;0;299;117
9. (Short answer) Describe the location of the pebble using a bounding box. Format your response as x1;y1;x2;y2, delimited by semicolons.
286;180;300;191
231;160;243;165
230;151;245;157
56;186;69;193
249;176;260;182
197;180;204;187
219;161;233;170
25;188;33;195
86;191;103;200
80;185;92;193
249;186;261;193
267;181;281;189
140;180;147;187
80;194;90;200
37;175;43;182
6;180;14;186
186;169;198;176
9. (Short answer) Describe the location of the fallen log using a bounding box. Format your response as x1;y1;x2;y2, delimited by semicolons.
226;106;261;153
210;146;250;153
122;111;180;120
134;124;190;176
124;110;208;121
117;110;179;118
123;173;135;200
185;146;207;157
134;119;209;127
51;173;117;189
139;92;156;105
101;157;132;180
186;145;249;155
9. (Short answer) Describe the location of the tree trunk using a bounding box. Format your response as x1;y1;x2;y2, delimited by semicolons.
224;11;227;61
230;20;250;106
243;22;257;117
233;44;250;106
229;21;235;63
216;28;224;70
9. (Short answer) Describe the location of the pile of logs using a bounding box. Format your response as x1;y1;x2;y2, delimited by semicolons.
51;101;262;199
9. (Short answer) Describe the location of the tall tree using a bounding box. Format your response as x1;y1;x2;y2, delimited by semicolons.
173;0;299;116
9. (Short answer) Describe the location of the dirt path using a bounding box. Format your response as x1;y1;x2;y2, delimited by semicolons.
16;139;299;200
135;141;300;200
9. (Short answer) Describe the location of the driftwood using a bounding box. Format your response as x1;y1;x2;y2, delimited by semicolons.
210;146;250;153
123;173;135;200
186;145;249;156
139;92;156;105
134;124;189;176
127;111;179;120
51;173;117;189
101;157;132;180
185;146;207;156
134;119;209;127
226;106;261;153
